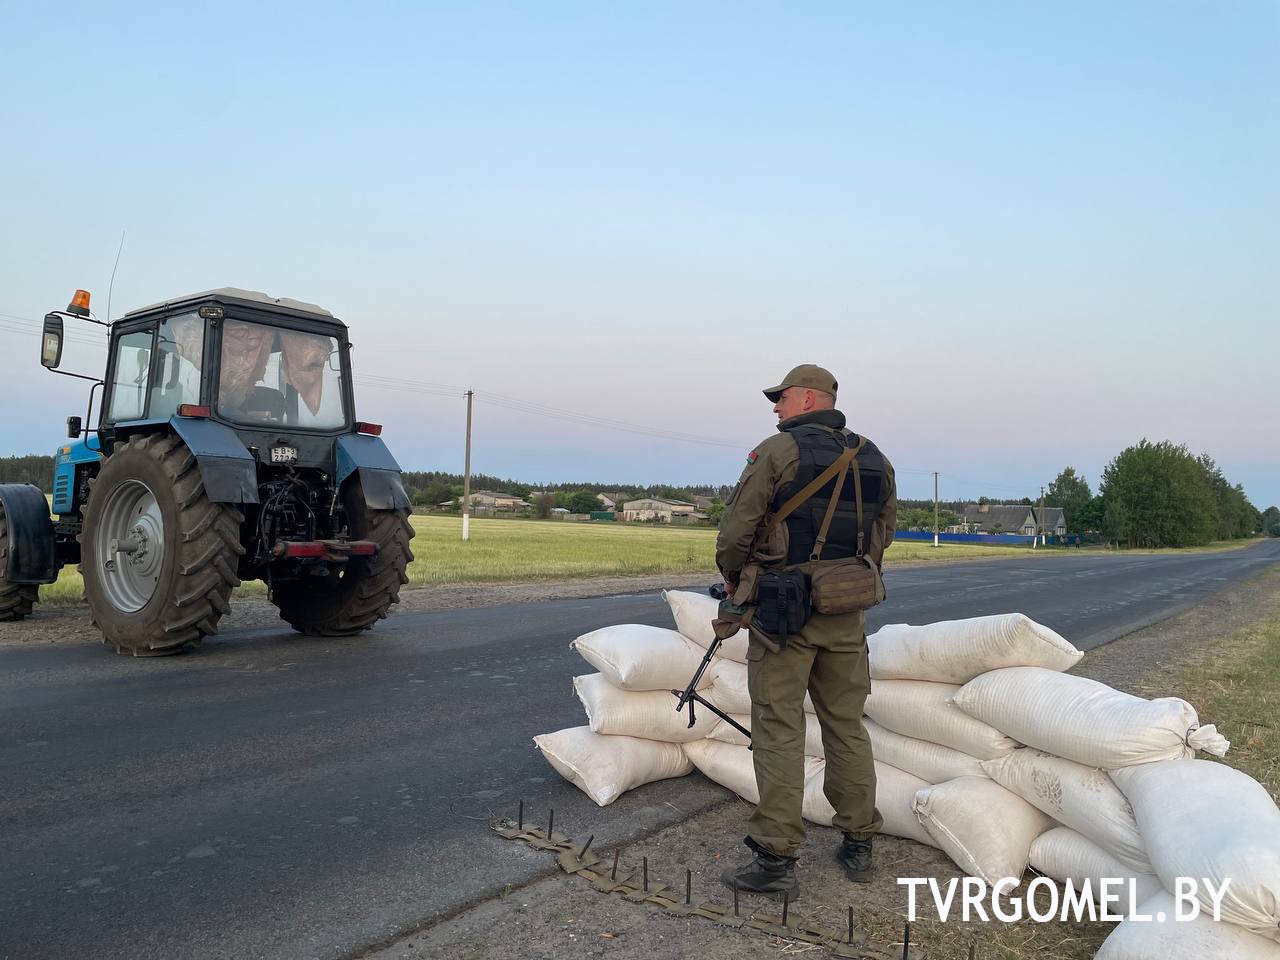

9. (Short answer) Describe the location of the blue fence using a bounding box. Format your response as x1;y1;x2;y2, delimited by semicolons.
894;530;1037;546
894;531;1085;547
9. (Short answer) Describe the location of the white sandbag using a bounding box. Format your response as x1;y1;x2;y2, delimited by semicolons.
703;658;815;716
864;680;1018;760
1029;827;1162;914
983;749;1150;873
706;712;826;757
869;761;938;847
953;667;1230;768
869;613;1081;683
806;760;937;847
663;589;749;662
571;624;710;691
534;726;693;807
684;739;761;804
683;740;935;845
1096;891;1280;960
865;719;987;784
1111;759;1280;942
913;777;1053;883
573;673;717;743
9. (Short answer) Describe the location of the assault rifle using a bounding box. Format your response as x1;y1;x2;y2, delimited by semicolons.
669;583;753;744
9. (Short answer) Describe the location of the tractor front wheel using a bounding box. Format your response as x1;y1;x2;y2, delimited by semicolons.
269;489;413;636
0;502;40;621
80;432;245;655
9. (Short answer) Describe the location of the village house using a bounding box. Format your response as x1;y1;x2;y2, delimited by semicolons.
463;490;531;513
621;497;697;523
960;503;1067;536
596;493;618;509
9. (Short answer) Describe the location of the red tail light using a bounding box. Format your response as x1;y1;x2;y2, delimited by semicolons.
177;404;211;418
282;542;327;558
355;421;382;436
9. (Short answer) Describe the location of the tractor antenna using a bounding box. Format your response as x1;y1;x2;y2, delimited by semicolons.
105;230;126;325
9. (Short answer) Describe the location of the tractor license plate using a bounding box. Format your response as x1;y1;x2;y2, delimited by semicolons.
271;446;298;464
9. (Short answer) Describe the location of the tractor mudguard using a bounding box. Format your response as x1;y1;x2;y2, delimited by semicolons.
335;434;411;511
167;417;260;504
0;483;57;584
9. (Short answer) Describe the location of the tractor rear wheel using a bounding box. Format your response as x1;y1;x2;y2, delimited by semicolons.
269;488;413;636
0;503;40;621
80;432;245;655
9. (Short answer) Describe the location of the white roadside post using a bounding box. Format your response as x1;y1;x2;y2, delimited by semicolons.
933;471;940;548
462;388;473;541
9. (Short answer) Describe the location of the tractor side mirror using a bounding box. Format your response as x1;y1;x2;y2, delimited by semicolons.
67;416;83;438
41;313;65;369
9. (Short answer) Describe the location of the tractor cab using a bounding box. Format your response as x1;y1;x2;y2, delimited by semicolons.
2;286;414;655
103;288;354;439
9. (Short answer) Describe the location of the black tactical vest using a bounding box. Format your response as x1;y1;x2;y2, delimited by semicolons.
770;424;888;565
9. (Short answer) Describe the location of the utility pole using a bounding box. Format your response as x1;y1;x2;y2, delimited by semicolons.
933;472;940;547
1039;484;1046;547
462;389;473;542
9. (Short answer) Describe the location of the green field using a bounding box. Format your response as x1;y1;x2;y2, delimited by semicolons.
29;515;1266;606
34;516;1046;605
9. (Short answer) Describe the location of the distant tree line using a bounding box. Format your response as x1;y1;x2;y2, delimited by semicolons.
0;455;54;491
898;442;1267;549
398;470;731;513
1041;443;1263;548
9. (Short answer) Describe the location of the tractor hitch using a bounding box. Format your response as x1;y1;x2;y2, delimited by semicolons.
272;540;378;562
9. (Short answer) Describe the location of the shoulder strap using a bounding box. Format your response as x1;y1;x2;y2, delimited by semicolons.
851;439;865;557
812;436;866;561
762;436;865;547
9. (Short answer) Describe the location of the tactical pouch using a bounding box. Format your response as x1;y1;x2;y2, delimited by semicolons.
752;569;810;647
807;555;884;614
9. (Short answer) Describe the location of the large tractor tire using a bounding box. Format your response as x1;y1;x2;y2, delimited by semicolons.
0;503;40;621
80;432;245;656
270;488;413;636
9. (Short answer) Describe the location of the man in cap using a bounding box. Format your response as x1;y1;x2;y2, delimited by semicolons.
716;364;897;900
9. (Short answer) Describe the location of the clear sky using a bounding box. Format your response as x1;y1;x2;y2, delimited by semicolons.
2;2;1276;507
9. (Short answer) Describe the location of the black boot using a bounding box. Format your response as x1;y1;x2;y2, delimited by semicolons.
719;837;801;901
836;834;873;882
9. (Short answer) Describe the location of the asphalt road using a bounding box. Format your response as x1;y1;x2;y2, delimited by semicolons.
3;540;1279;960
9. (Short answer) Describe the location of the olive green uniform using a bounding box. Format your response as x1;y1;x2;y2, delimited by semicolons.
716;408;897;857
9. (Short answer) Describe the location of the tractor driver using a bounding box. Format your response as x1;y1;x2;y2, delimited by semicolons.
217;319;277;422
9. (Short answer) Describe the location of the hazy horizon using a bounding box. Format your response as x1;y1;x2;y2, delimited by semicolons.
2;2;1275;507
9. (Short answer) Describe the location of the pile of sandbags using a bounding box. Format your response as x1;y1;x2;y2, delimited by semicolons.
534;592;1280;958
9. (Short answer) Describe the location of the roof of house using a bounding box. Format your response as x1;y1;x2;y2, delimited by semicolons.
961;504;1066;529
624;497;696;508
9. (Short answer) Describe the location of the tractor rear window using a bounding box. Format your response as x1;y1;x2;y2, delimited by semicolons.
217;319;346;429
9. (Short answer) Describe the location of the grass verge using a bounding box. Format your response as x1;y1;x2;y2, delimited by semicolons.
1179;610;1280;796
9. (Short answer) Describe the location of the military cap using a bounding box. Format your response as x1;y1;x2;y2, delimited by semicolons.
762;364;839;402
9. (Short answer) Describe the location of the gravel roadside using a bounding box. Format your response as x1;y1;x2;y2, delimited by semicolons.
0;573;714;648
360;567;1280;960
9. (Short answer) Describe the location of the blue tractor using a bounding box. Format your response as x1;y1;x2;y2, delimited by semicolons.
0;288;414;655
